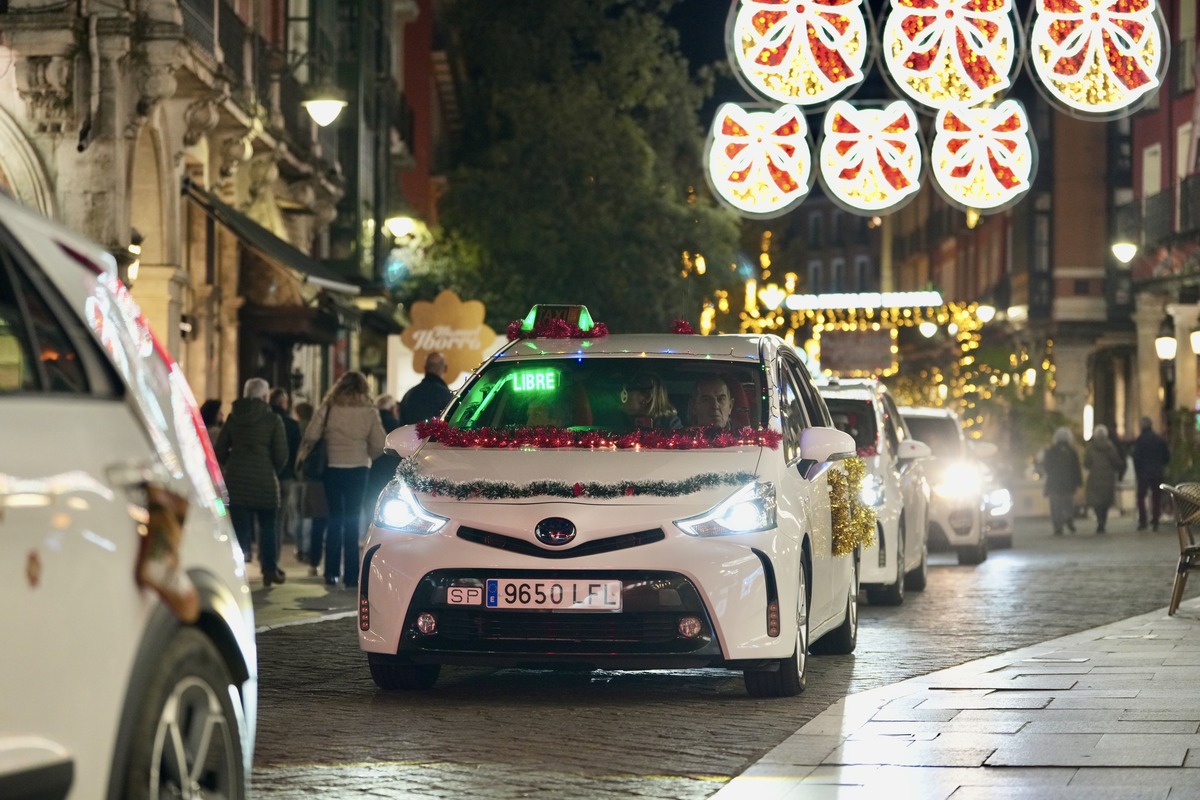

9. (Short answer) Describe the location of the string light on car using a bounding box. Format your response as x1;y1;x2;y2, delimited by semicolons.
729;0;871;108
706;103;814;218
1026;0;1167;118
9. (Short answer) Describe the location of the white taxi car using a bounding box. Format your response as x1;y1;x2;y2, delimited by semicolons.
0;193;257;798
821;379;931;605
360;307;860;697
898;406;995;565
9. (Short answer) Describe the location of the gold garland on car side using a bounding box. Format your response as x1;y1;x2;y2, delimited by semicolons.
829;457;877;557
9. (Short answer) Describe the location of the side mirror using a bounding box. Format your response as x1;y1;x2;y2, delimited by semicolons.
970;440;999;460
385;424;423;458
797;426;856;480
897;439;933;461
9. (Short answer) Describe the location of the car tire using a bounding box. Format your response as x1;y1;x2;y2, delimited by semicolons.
119;627;245;800
905;536;928;591
867;523;905;606
957;525;988;565
368;653;440;691
744;559;809;698
811;556;858;655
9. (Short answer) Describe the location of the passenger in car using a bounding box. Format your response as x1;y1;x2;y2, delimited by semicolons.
688;374;733;430
610;372;681;432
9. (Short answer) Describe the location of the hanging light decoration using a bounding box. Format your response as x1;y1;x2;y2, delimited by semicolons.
818;100;923;213
929;100;1036;211
706;103;813;218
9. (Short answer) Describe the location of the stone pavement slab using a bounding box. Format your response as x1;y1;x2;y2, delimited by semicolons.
710;599;1200;799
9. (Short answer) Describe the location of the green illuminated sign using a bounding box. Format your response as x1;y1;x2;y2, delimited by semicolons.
511;369;558;392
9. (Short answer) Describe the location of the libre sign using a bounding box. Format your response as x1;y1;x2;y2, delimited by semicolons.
400;289;497;381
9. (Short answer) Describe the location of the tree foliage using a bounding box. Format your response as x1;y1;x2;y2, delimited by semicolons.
407;0;739;333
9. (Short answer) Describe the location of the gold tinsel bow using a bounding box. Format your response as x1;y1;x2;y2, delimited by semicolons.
828;457;877;558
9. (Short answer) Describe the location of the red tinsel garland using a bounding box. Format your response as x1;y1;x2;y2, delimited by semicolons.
506;318;610;341
415;418;783;450
671;319;696;334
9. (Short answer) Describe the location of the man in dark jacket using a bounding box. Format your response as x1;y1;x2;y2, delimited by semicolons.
270;387;303;560
216;378;288;586
1131;416;1171;531
399;351;453;425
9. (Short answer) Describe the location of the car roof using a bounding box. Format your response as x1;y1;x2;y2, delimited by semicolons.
818;378;884;401
897;405;960;420
493;333;773;361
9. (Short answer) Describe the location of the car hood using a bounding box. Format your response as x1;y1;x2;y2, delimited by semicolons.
404;444;766;508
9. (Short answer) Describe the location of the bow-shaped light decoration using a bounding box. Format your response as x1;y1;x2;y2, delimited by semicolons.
819;100;923;213
731;0;870;107
1028;0;1165;117
930;99;1034;211
706;103;813;218
882;0;1019;110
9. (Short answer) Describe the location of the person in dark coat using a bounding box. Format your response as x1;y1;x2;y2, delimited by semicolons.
399;352;453;425
215;377;288;586
269;387;303;561
1131;415;1171;531
366;394;402;520
1083;424;1124;533
1043;426;1082;535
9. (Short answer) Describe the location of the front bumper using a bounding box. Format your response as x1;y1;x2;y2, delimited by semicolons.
358;518;802;668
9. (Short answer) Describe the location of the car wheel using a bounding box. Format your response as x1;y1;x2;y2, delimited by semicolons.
368;653;440;691
120;627;245;800
811;555;858;655
744;559;809;697
957;521;989;565
905;535;928;591
867;523;905;606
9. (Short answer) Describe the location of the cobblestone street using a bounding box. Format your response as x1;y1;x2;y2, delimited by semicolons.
250;512;1182;798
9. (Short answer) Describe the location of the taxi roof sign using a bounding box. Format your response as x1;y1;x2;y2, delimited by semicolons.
521;304;595;332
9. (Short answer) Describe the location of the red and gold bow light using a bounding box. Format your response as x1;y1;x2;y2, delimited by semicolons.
706;103;813;218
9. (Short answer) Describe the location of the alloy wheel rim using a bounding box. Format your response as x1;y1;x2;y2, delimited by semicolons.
149;676;237;800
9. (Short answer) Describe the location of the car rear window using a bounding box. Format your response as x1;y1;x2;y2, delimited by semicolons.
444;357;766;432
825;398;878;453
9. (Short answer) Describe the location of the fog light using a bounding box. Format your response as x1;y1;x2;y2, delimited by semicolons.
415;612;438;635
766;599;781;637
358;596;370;631
678;615;703;638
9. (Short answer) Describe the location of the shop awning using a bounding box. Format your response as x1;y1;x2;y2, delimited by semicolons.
183;180;360;296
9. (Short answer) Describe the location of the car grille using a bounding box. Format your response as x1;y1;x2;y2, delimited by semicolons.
456;526;665;559
436;610;680;643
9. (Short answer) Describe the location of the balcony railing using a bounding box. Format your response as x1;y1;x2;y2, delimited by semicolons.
1181;174;1200;235
1143;189;1173;245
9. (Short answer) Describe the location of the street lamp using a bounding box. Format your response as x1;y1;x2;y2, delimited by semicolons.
1155;317;1177;361
1111;240;1138;265
1191;325;1200;355
976;304;996;323
301;84;348;126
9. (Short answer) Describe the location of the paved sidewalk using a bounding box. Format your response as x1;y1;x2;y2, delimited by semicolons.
713;598;1200;800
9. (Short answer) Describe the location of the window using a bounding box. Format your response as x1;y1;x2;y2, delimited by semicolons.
854;255;871;291
0;254;87;393
831;258;846;291
807;212;823;249
0;262;36;392
808;260;824;293
777;362;809;464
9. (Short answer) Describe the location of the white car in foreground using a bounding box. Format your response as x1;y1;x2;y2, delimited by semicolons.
360;308;860;697
821;379;931;605
898;406;996;565
0;193;257;798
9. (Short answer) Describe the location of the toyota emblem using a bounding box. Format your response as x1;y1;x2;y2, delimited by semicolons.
535;517;576;546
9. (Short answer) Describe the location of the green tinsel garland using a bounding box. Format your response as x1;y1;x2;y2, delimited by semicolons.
829;457;877;557
396;458;757;501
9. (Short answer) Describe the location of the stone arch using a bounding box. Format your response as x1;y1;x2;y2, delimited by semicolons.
129;121;171;265
0;105;55;216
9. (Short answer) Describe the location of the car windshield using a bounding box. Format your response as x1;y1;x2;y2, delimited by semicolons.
825;398;878;453
903;416;963;458
444;357;766;432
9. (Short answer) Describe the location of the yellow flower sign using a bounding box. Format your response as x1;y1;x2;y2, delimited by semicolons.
401;290;496;381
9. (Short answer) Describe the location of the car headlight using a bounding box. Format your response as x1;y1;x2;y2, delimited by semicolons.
676;481;776;537
373;480;448;534
986;487;1013;517
932;462;984;500
860;473;885;507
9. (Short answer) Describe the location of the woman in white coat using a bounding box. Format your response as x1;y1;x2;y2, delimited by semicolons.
298;371;386;587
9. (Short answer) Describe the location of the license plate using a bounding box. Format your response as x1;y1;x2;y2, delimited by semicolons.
484;579;622;611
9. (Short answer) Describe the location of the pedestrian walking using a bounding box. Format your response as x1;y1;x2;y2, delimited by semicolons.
296;371;386;588
366;394;402;520
1043;426;1082;535
214;378;288;586
1131;415;1171;531
269;387;303;560
294;401;328;576
1083;424;1124;533
399;351;453;425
